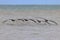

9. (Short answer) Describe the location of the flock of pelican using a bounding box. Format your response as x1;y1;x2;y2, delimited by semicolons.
2;17;58;25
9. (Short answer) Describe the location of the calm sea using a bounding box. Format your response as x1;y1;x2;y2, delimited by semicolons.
0;5;60;11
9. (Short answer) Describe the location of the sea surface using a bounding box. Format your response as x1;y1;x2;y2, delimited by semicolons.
0;5;60;40
0;5;60;10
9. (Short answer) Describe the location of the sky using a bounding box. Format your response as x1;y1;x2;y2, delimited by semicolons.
0;0;60;5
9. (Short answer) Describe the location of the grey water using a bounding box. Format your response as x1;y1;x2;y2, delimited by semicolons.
0;5;60;40
0;5;60;10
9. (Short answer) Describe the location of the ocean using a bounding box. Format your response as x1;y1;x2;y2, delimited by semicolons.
0;5;60;40
0;5;60;10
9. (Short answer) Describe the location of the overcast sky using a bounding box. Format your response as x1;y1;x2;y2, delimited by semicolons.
0;0;60;5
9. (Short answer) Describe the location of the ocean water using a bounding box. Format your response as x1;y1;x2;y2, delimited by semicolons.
0;5;60;11
0;5;60;40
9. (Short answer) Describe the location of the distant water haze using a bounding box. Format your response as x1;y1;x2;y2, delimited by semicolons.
0;5;59;17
